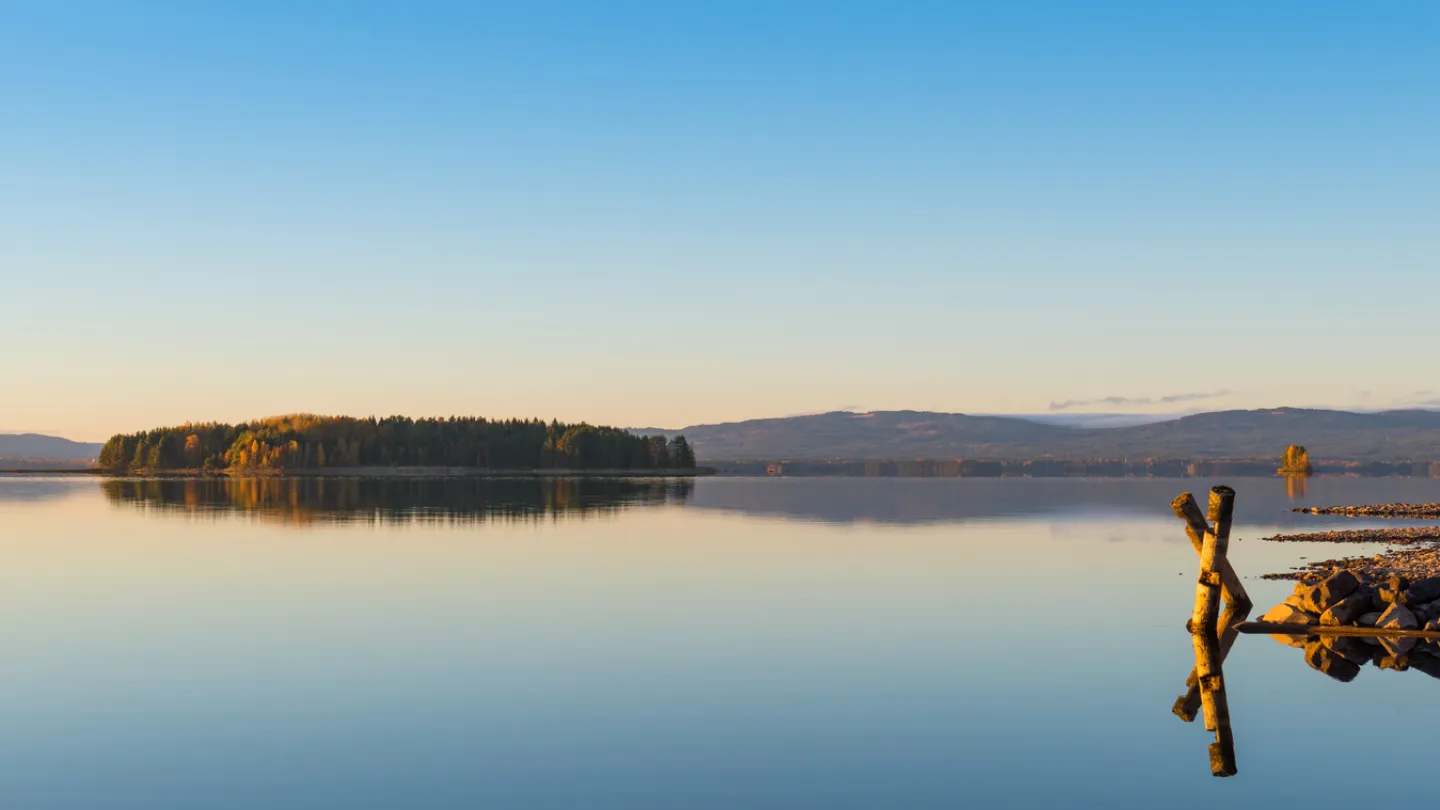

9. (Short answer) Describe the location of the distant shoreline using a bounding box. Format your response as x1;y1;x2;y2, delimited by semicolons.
0;466;716;478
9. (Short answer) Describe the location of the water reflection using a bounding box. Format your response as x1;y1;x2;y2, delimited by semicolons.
102;476;693;525
1284;476;1309;501
1174;604;1248;777
1268;630;1440;682
688;477;1440;526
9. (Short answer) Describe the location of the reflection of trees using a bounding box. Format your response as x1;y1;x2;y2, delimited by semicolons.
102;477;693;526
1284;475;1309;501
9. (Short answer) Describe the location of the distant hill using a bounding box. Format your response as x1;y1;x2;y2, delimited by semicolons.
0;434;103;460
674;408;1440;461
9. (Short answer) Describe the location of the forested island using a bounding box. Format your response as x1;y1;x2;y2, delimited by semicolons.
97;415;697;473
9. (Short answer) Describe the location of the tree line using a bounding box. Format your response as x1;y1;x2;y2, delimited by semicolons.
97;415;697;472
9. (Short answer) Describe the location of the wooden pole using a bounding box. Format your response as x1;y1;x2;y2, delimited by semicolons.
1191;627;1237;776
1190;487;1235;634
1171;492;1251;609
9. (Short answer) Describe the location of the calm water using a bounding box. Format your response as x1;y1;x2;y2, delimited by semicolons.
3;474;1440;808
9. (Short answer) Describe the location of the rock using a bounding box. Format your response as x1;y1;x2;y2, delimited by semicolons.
1302;570;1361;612
1380;636;1418;658
1379;574;1412;606
1357;612;1383;627
1323;635;1372;665
1320;592;1373;626
1409;576;1440;603
1263;603;1318;625
1427;617;1440;632
1305;640;1361;682
1283;593;1309;610
1378;603;1419;631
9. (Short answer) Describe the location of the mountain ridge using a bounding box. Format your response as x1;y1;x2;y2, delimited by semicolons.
0;433;104;460
662;408;1440;461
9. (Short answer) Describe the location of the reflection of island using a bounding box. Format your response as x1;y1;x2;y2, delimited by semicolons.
103;477;693;525
1284;475;1308;501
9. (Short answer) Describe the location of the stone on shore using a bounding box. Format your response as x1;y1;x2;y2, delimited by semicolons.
1263;603;1318;625
1378;603;1419;631
1410;577;1440;604
1320;592;1373;626
1301;570;1361;613
1357;611;1382;627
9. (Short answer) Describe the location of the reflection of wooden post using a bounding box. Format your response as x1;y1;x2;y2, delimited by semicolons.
1173;601;1249;722
1191;487;1236;634
1192;626;1237;776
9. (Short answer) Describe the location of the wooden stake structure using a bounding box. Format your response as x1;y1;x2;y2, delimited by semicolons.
1170;485;1241;777
1167;484;1440;777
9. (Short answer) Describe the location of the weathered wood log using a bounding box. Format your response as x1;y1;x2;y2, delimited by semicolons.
1171;493;1251;608
1190;488;1236;634
1235;621;1440;639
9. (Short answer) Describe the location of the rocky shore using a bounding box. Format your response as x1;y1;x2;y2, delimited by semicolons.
1294;503;1440;518
1264;527;1440;545
1263;547;1440;582
1261;570;1440;680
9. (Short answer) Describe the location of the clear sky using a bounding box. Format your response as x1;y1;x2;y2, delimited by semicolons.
3;1;1436;441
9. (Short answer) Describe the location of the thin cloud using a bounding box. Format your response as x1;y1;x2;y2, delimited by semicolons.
1048;390;1233;412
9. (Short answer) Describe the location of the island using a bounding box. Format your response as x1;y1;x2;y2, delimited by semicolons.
97;415;698;474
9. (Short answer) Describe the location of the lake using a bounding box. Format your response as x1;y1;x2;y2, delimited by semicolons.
3;474;1439;809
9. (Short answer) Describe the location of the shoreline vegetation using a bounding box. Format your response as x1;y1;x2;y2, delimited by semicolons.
8;458;1440;478
96;415;698;474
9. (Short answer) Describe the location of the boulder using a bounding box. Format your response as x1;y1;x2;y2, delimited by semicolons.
1283;593;1309;610
1370;589;1392;611
1320;592;1373;626
1262;603;1318;625
1305;640;1361;682
1379;574;1412;606
1301;570;1361;613
1378;603;1419;631
1357;612;1383;627
1409;576;1440;604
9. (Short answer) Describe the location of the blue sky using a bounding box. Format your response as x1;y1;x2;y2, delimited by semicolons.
3;1;1436;440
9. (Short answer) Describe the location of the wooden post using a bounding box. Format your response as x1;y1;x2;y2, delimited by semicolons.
1170;493;1250;609
1189;487;1236;634
1171;486;1240;777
